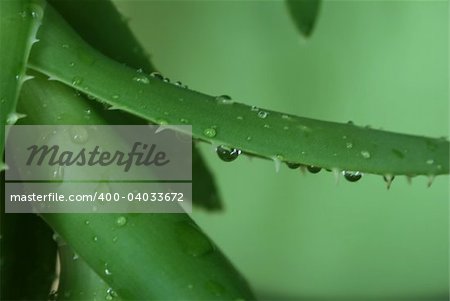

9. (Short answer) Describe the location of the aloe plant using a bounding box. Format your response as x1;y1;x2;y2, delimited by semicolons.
1;0;448;300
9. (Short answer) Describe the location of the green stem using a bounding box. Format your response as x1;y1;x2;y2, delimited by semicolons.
28;4;449;177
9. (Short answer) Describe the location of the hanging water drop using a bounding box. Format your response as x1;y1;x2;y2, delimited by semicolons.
203;128;217;138
216;146;241;162
250;106;259;111
92;236;98;242
427;175;435;188
307;165;321;174
286;162;301;169
343;171;362;182
216;95;234;104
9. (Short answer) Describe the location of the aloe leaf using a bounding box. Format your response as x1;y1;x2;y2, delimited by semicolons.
56;240;121;301
0;0;45;170
28;4;448;177
46;0;222;210
286;0;321;37
1;176;57;300
16;74;255;300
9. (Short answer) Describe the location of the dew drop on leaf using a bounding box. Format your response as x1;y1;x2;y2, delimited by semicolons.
307;165;321;174
203;128;217;138
150;72;163;80
360;150;371;159
257;111;268;119
70;125;89;144
216;95;233;104
115;216;127;227
132;74;150;84
71;76;83;86
216;146;241;162
286;162;301;169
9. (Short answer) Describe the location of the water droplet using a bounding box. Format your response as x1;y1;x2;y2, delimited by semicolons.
427;175;435;188
180;118;189;124
132;74;150;84
104;263;112;276
343;171;362;182
112;95;119;100
216;95;234;104
250;106;259;111
70;125;89;144
93;236;98;242
360;150;371;159
236;116;244;120
72;253;79;261
84;220;90;225
283;126;289;130
426;159;434;165
281;114;290;120
72;76;83;86
116;216;127;227
307;165;321;174
176;221;214;257
163;77;170;83
203;128;216;138
286;162;301;169
28;3;43;19
51;165;65;181
246;136;252;141
61;43;70;49
105;288;117;300
383;174;395;190
346;142;353;149
112;236;118;243
216;146;241;162
174;81;183;86
347;120;354;125
257;111;268;119
69;62;75;67
150;72;163;80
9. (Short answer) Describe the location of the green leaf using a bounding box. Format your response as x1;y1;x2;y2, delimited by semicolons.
0;0;45;169
47;0;222;210
17;74;255;300
286;0;321;37
28;4;448;177
1;175;57;300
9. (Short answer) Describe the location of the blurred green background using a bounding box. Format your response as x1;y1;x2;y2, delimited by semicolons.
115;1;448;300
